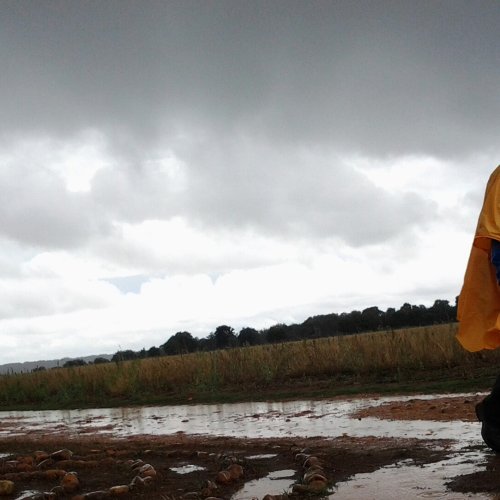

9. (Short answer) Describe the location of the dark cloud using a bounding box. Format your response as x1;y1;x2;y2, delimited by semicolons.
0;1;498;157
0;159;109;248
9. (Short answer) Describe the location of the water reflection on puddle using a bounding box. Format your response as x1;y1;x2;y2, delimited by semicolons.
0;393;485;443
232;469;297;499
170;464;206;474
332;451;490;499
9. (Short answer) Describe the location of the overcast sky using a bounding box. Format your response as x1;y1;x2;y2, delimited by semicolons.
0;0;499;364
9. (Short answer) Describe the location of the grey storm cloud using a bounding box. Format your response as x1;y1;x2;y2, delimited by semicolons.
0;0;496;249
0;153;109;249
0;0;498;157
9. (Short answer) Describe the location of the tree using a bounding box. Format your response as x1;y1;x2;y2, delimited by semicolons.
266;323;290;344
147;346;162;357
162;331;198;355
211;325;237;349
63;359;87;368
111;350;138;362
360;306;383;331
93;357;110;364
238;327;262;346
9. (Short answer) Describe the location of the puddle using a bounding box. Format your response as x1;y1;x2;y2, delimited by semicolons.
332;451;490;499
0;393;485;443
170;464;206;474
232;469;297;499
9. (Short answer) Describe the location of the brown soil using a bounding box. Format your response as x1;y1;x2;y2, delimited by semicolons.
351;394;484;422
0;394;497;499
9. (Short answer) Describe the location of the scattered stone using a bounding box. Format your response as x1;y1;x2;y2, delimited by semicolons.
34;451;50;463
50;485;64;496
303;456;320;468
0;480;14;496
61;472;80;493
129;459;144;470
304;472;327;484
227;463;244;480
51;449;73;461
200;479;217;497
294;453;309;462
46;469;67;481
137;463;156;478
215;470;231;484
37;458;55;469
307;478;328;493
108;485;129;496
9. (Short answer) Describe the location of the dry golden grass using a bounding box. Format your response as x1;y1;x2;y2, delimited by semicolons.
0;323;497;407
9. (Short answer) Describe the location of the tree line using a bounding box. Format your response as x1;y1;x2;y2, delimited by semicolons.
60;298;457;367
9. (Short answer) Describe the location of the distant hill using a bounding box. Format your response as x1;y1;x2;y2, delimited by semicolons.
0;354;112;374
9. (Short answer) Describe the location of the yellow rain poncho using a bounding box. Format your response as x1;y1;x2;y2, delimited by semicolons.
457;166;500;351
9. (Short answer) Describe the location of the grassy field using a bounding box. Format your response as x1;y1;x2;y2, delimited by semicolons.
1;322;499;410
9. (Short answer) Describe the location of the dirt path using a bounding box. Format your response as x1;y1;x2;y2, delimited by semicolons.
0;394;497;499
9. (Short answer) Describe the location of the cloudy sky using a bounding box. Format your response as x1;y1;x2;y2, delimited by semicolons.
0;1;499;364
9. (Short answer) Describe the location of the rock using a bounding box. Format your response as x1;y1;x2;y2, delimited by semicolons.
215;470;231;484
130;459;144;470
303;456;320;468
61;472;80;493
307;478;328;493
142;476;154;486
46;469;67;480
50;486;64;496
0;480;14;495
129;475;145;490
37;458;55;469
108;485;129;496
18;455;34;466
34;451;50;462
304;472;327;484
294;453;309;462
200;479;218;497
138;463;155;477
227;463;244;480
51;449;73;461
16;463;34;472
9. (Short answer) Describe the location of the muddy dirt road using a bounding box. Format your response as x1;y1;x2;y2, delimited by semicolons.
0;393;498;499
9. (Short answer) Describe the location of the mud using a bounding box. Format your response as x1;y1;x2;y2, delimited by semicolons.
0;394;499;499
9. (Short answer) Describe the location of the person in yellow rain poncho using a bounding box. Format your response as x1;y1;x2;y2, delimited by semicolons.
457;165;500;452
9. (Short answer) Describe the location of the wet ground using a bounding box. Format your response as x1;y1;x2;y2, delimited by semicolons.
0;393;499;499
